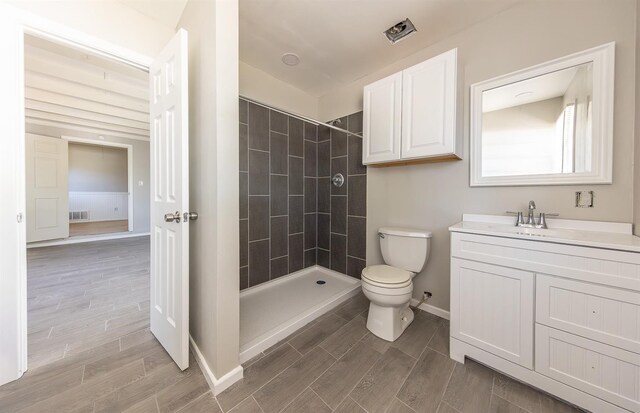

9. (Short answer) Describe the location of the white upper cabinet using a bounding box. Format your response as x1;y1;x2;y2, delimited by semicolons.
402;49;457;159
363;72;402;164
363;48;459;165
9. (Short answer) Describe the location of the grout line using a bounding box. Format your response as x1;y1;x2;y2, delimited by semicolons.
80;364;86;384
248;238;270;244
395;397;418;412
252;395;266;413
309;387;333;411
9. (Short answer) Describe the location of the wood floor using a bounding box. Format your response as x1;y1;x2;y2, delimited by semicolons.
1;237;585;413
218;294;585;413
0;236;217;413
69;220;129;237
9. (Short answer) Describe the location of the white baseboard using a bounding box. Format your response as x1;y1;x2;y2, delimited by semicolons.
189;335;243;396
410;298;450;320
27;232;150;248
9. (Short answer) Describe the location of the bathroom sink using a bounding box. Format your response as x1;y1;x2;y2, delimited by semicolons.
486;225;566;238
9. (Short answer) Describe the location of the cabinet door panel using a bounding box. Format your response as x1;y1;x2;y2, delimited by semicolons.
536;324;639;412
363;72;402;164
451;258;534;368
401;49;457;159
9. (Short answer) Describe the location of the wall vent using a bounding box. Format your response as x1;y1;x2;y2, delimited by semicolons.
69;211;90;222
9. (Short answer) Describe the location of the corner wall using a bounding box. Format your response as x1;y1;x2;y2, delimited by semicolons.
319;0;637;313
635;0;640;236
178;0;241;385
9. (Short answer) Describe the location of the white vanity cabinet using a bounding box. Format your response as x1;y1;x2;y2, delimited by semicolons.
450;216;640;413
362;48;460;165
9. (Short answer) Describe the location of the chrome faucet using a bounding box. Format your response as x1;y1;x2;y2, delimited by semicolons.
507;200;558;229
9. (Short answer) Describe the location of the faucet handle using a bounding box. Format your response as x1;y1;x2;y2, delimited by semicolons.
528;200;536;210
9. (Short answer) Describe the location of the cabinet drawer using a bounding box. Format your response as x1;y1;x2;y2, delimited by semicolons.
535;324;640;412
451;258;534;368
451;232;640;291
537;275;640;353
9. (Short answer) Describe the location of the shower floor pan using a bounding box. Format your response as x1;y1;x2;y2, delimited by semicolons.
239;265;361;363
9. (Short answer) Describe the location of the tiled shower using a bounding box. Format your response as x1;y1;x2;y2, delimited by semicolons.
239;98;366;289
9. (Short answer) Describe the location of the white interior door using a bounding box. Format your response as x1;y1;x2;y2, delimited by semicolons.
25;133;69;242
150;29;190;370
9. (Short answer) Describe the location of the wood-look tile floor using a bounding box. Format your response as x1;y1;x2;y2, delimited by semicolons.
219;293;587;413
69;220;129;237
3;238;586;413
0;236;218;413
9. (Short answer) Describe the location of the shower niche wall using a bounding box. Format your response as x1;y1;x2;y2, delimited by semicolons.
239;97;367;289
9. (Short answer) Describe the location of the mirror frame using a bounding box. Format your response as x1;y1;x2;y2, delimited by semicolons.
470;43;615;187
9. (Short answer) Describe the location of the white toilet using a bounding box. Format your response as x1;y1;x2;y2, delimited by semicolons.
361;227;432;342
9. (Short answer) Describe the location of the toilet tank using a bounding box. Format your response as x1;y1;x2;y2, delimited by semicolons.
379;227;432;273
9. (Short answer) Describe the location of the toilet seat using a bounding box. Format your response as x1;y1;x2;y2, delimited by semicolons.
362;265;413;288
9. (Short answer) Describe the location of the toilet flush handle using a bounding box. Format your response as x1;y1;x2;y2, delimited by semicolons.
378;233;385;239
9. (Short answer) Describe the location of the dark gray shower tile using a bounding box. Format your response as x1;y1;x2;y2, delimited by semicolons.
347;257;365;279
331;196;347;235
318;141;330;177
331;234;347;274
270;110;288;134
239;266;249;290
347;217;366;260
317;249;330;269
304;249;317;268
347;111;363;134
249;150;269;195
331;129;347;157
317;178;330;213
331;157;348;196
240;266;248;290
271;216;288;258
289;233;304;272
318;124;331;142
240;219;248;267
304;178;317;213
249;196;269;241
239;172;248;219
289;118;304;157
348;136;366;175
249;240;270;286
249;103;269;151
289;156;303;195
318;213;330;250
271;175;288;216
305;141;317;177
271;132;288;175
304;122;318;142
289;196;304;234
305;213;317;250
239;98;248;124
271;256;289;279
347;175;366;217
239;123;248;172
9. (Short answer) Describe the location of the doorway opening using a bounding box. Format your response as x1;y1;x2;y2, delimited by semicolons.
24;33;150;246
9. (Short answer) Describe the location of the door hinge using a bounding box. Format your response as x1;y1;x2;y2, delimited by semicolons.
16;213;23;223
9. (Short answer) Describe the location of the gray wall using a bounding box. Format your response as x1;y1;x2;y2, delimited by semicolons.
354;0;636;313
239;100;367;288
635;0;640;236
317;112;367;278
239;98;319;289
68;143;128;192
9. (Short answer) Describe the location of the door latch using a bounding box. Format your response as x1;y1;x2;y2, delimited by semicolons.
183;212;198;222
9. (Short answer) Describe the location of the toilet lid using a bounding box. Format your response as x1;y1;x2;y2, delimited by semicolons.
362;265;412;285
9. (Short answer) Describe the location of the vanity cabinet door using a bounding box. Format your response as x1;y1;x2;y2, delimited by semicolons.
401;48;458;160
451;258;534;368
362;72;402;164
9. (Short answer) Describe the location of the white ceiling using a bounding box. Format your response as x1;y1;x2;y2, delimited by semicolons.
240;0;521;97
482;65;588;112
118;0;188;29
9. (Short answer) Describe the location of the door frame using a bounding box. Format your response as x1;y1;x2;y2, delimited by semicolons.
2;3;155;380
62;136;135;233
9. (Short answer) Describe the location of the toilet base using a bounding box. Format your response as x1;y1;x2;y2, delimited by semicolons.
366;301;415;342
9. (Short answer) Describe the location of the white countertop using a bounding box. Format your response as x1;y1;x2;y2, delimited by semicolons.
449;214;640;253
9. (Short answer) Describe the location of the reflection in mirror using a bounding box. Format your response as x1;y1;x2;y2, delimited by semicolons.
481;63;593;177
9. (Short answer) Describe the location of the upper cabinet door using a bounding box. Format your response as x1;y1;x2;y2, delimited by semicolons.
401;49;458;160
363;72;402;164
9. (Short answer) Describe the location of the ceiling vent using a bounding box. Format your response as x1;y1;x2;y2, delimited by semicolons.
383;18;417;44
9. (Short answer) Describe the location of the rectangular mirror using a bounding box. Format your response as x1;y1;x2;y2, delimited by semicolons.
470;43;614;186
